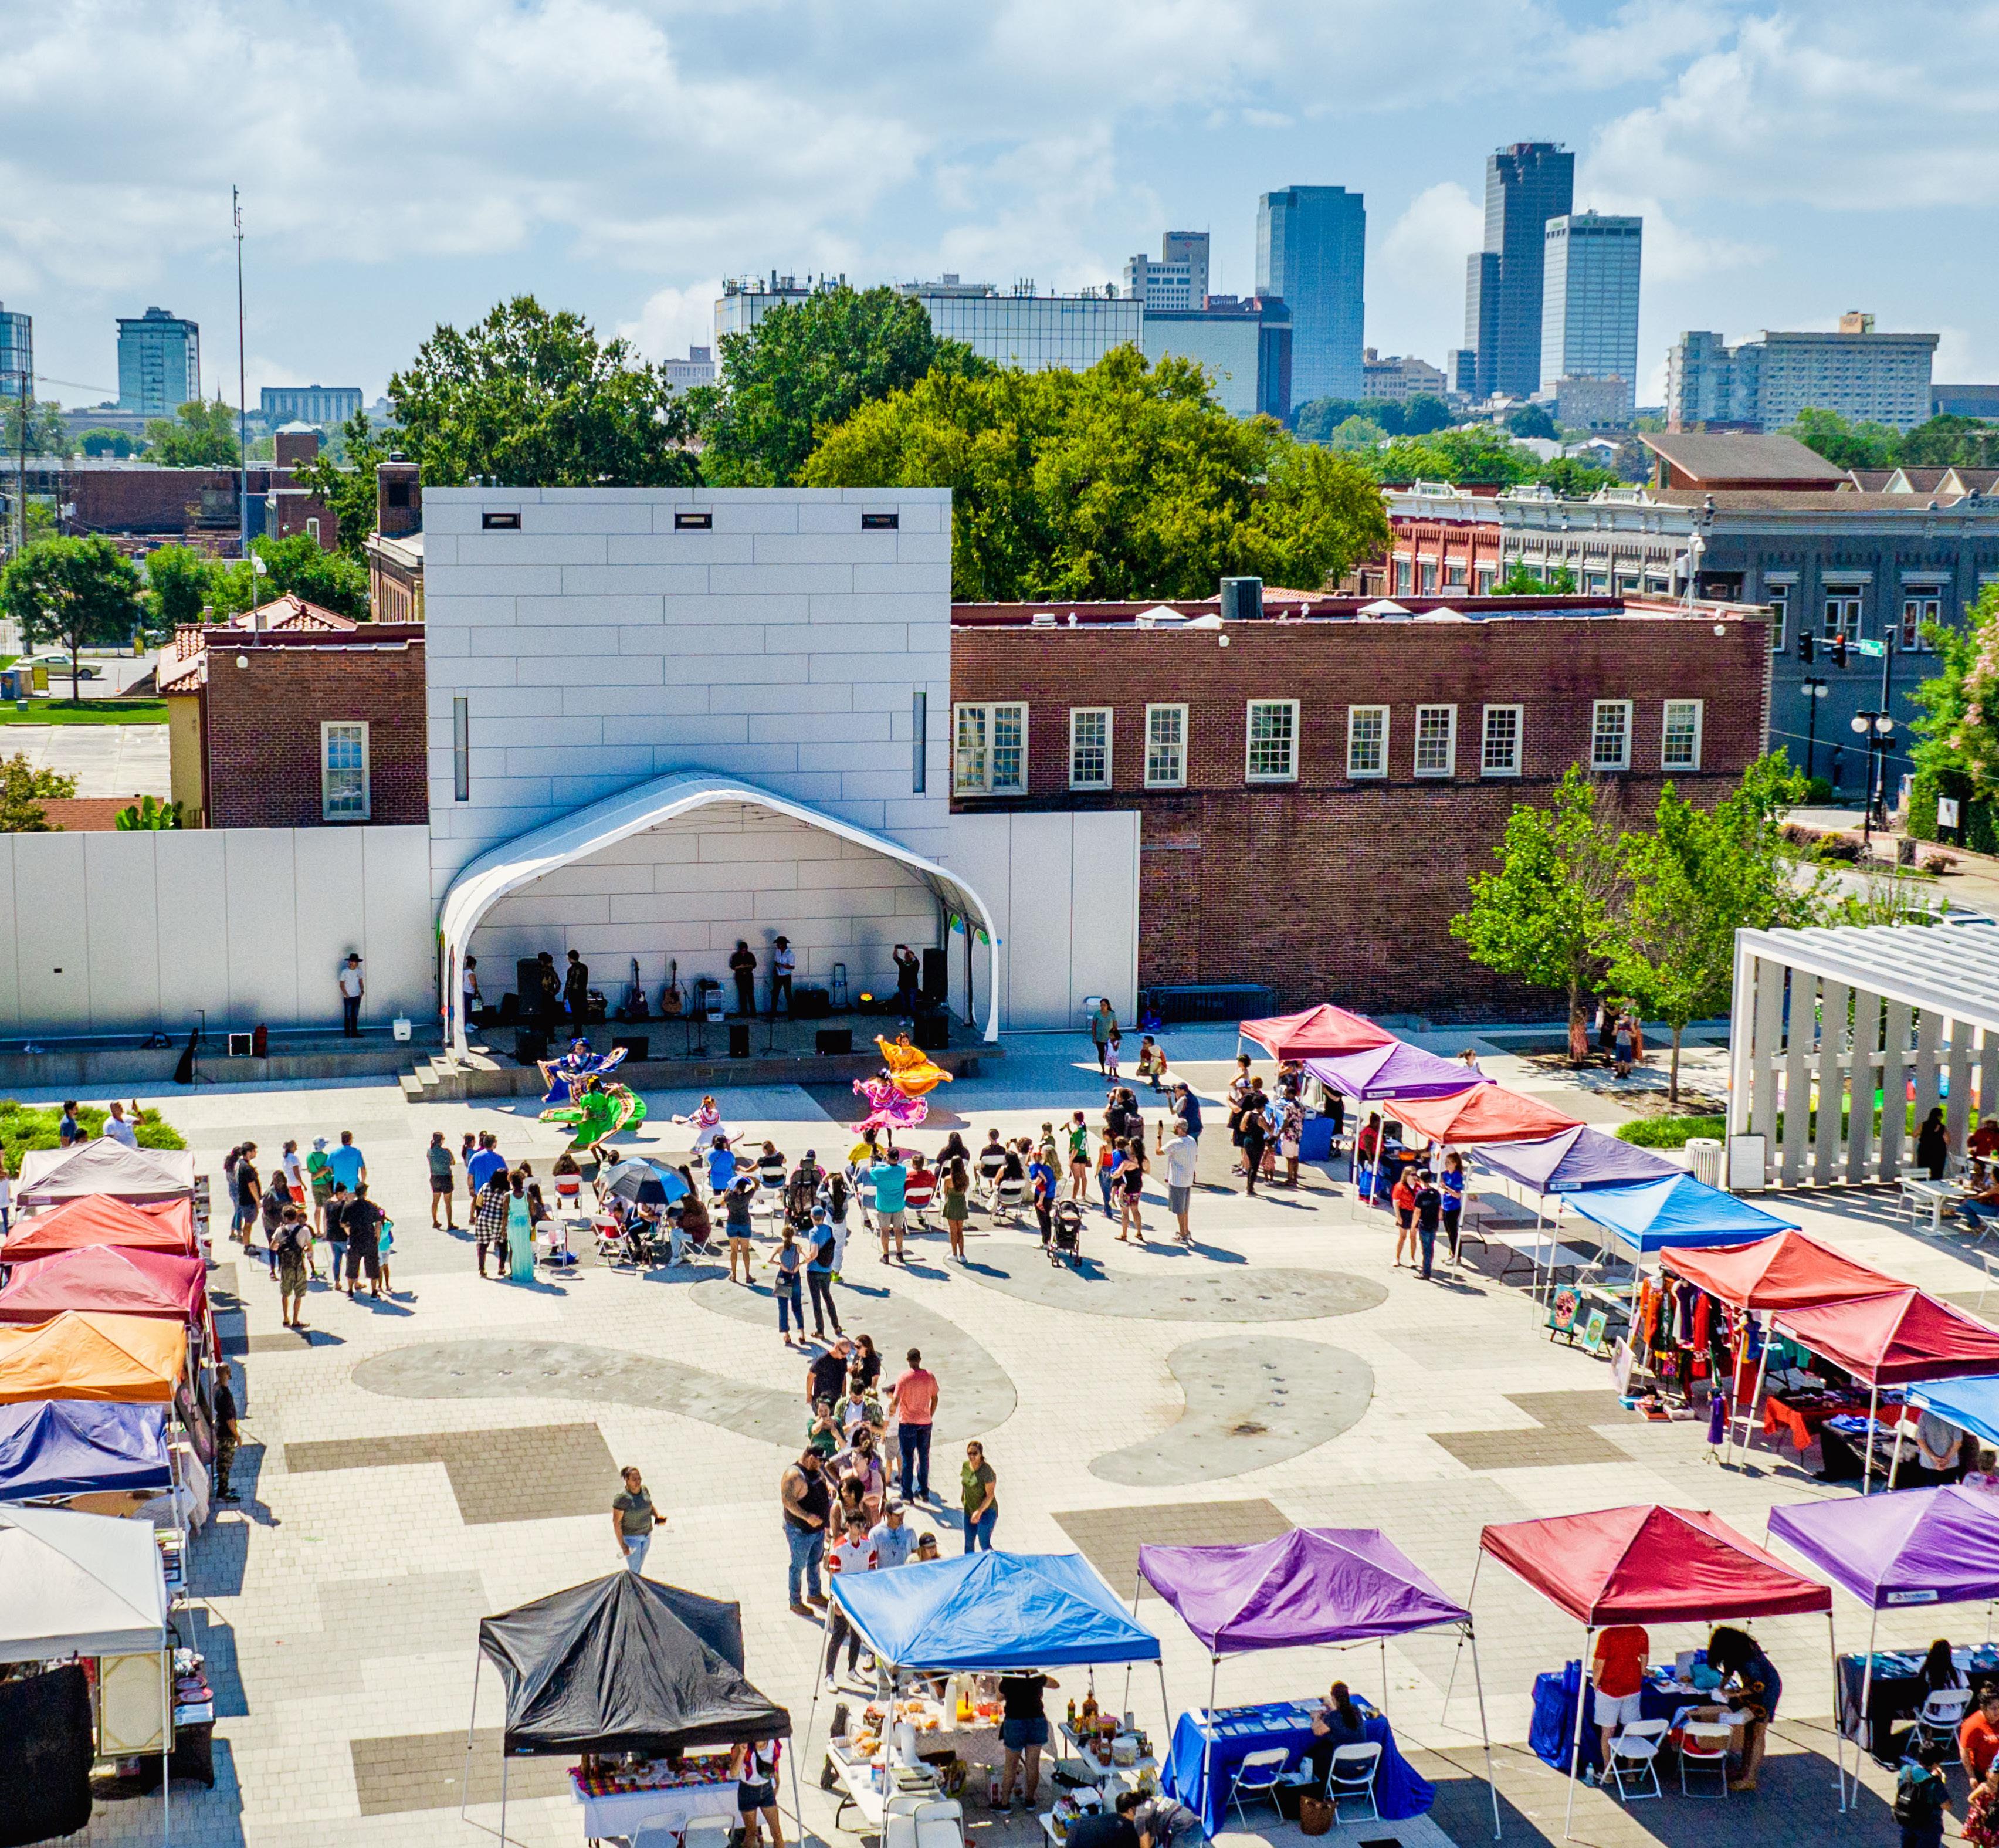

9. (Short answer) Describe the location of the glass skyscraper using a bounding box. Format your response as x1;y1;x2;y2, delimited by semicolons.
1540;212;1642;414
1461;143;1573;399
116;306;202;417
1256;186;1365;405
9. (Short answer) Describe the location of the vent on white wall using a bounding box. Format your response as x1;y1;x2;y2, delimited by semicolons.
675;510;713;530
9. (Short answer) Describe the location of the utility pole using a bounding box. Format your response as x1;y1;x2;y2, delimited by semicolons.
233;187;252;631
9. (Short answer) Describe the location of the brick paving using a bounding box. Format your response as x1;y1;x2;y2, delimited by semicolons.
39;1030;1972;1846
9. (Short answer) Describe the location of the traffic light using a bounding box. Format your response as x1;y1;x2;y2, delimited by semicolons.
1830;635;1848;670
1797;632;1815;664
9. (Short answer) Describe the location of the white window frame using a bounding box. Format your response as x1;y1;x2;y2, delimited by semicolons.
1480;704;1522;777
1661;699;1703;771
1590;699;1632;773
1068;706;1112;790
1823;590;1864;641
321;720;371;821
1245;699;1299;783
1394;556;1412;595
1764;583;1789;652
1418;559;1438;594
1900;588;1943;652
1346;704;1388;779
1412;703;1457;778
1144;703;1187;789
953;701;1028;796
1475;566;1497;596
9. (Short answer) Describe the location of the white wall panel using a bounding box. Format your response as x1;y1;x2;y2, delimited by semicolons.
1068;812;1140;1022
1005;813;1075;1031
14;834;89;1031
223;832;301;1025
154;832;231;1029
0;840;17;1028
294;828;367;1028
361;827;437;1026
83;834;161;1030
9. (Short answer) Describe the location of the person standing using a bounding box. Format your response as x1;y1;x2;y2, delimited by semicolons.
103;1100;140;1148
611;1465;658;1574
1066;1111;1092;1201
58;1100;82;1148
1390;1163;1418;1267
507;1175;536;1284
1090;998;1118;1073
724;1174;756;1283
960;1440;997;1552
997;1668;1059;1809
891;1348;939;1502
893;943;920;1014
473;1170;511;1280
563;949;591;1021
1590;1624;1648;1769
1963;1690;1999;1789
730;939;758;1017
328;1130;367;1196
258;1176;286;1278
1414;1169;1442;1281
805;1209;843;1340
1239;1098;1268;1199
427;1131;457;1230
1895;1739;1952;1848
231;1142;262;1247
870;1149;908;1264
323;1182;351;1290
1441;1152;1467;1262
770;1225;806;1347
337;953;365;1037
770;937;795;1016
941;1160;970;1261
1029;1145;1057;1246
822;1511;874;1687
1158;1118;1198;1245
466;1131;504;1196
274;1206;311;1329
343;1183;384;1299
212;1362;240;1505
781;1447;831;1615
0;1144;11;1239
1917;1106;1950;1182
869;1498;914;1568
731;1740;785;1848
462;955;482;1021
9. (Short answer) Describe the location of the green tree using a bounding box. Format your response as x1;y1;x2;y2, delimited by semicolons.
1898;414;1999;470
1505;402;1557;440
1;401;72;458
1326;414;1387;452
697;286;984;486
293;410;405;563
143;543;212;629
1493;564;1576;595
1451;766;1628;1060
0;753;77;832
144;398;242;466
1784;407;1898;471
1534;456;1617;497
1401;394;1453;436
0;536;145;697
208;533;371;620
802;347;1390;601
389;295;698;489
1373;426;1536;486
79;428;136;458
1905;581;1999;848
114;795;182;830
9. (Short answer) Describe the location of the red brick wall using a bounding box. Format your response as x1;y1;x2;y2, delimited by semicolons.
950;614;1770;1017
65;466;293;537
204;634;428;828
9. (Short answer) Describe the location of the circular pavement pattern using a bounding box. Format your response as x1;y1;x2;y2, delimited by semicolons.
955;1254;1388;1322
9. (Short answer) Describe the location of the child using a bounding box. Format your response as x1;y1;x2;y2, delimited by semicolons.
1895;1738;1951;1848
1104;1030;1122;1082
1964;1759;1999;1848
1029;1146;1058;1245
1136;1034;1167;1092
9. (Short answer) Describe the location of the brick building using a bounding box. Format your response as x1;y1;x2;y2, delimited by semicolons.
948;596;1770;1016
364;458;423;622
62;451;337;553
158;595;426;828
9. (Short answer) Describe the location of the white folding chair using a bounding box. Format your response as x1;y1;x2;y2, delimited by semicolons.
881;1791;929;1848
681;1817;734;1848
995;1178;1028;1222
912;1798;965;1848
1678;1721;1731;1798
630;1820;689;1848
1606;1718;1667;1802
1916;1687;1973;1749
1226;1747;1290;1828
1326;1742;1381;1823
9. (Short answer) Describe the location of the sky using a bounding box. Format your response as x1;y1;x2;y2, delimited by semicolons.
5;0;1997;415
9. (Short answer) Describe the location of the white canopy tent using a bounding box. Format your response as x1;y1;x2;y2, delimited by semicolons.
16;1142;197;1206
1727;918;1999;1189
436;770;1004;1057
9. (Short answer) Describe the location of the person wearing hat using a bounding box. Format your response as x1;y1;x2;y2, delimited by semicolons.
869;1497;916;1568
770;936;795;1016
305;1136;334;1238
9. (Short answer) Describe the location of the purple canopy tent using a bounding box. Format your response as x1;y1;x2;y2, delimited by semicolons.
1471;1126;1681;1196
1137;1528;1499;1837
1767;1486;1999;1809
1303;1044;1489;1103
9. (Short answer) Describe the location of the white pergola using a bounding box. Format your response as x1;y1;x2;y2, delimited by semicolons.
1728;918;1999;1188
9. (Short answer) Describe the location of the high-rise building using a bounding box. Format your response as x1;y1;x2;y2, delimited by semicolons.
116;306;201;417
1539;211;1642;418
1124;233;1211;312
662;346;716;395
1665;320;1939;432
898;279;1141;371
1460;143;1573;400
1256;186;1365;404
1143;296;1291;420
0;303;28;397
258;385;362;427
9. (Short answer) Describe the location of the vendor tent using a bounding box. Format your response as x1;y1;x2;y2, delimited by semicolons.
1773;1289;1999;1387
0;1402;172;1501
0;1503;168;1659
15;1141;195;1206
1471;1126;1680;1196
1388;1085;1582;1146
1905;1375;1999;1452
1473;1505;1832;1837
1304;1043;1489;1102
0;1312;186;1404
833;1550;1160;1671
1562;1173;1800;1256
2;1195;197;1261
1660;1230;1899;1311
1239;1004;1394;1062
0;1247;207;1326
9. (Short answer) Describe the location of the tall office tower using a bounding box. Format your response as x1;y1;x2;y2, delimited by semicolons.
116;307;201;417
1462;253;1502;399
1256;186;1366;404
1540;212;1642;416
1460;143;1573;400
1123;232;1211;311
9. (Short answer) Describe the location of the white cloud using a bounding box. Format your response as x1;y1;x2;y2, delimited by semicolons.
1379;183;1482;301
619;282;723;364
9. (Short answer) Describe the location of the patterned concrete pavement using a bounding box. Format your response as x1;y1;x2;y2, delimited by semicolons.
46;1027;1980;1847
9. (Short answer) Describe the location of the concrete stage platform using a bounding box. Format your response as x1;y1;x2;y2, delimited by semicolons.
0;1025;442;1091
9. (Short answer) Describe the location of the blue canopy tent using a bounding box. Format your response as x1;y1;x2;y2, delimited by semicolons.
0;1402;171;1502
1562;1173;1800;1257
1905;1375;1999;1451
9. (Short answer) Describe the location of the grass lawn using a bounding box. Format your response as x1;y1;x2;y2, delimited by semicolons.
0;1099;187;1174
0;699;168;726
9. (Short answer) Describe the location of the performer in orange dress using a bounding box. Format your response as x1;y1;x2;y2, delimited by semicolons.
876;1033;951;1097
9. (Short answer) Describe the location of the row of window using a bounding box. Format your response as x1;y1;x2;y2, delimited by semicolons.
952;699;1705;794
1762;584;1940;654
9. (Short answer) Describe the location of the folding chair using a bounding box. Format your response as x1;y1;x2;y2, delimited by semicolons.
1915;1687;1973;1751
1606;1718;1667;1802
1326;1742;1381;1823
682;1816;735;1848
912;1798;965;1848
1678;1720;1731;1798
1226;1747;1290;1829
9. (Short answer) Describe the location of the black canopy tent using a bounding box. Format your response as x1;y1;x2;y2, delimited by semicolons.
462;1573;794;1846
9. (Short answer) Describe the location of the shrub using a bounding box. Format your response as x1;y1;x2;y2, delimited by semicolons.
1803;776;1834;804
1616;1113;1726;1148
0;1099;187;1175
1925;850;1961;874
1815;834;1865;863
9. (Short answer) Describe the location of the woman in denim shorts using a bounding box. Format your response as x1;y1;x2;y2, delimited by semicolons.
996;1670;1059;1808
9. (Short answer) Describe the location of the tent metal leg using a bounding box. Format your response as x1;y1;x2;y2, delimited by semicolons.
1888;1413;1907;1489
1831;1609;1853;1813
1853;1607;1881;1818
1863;1384;1880;1494
788;1729;809;1848
1197;1655;1219;1826
1468;1626;1501;1840
499;1745;509;1848
162;1642;172;1848
1736;1316;1773;1467
1380;1638;1388;1718
1563;1626;1593;1842
1444;1553;1483;1714
461;1670;479;1829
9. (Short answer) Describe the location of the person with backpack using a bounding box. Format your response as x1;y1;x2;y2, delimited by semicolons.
1895;1738;1952;1848
805;1208;842;1341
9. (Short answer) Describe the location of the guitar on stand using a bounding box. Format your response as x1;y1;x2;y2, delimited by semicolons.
661;959;685;1018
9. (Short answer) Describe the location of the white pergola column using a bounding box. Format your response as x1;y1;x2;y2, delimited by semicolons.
1782;972;1815;1188
1913;1011;1944;1151
1815;980;1848;1185
1946;1020;1974;1154
1879;1001;1911;1179
1846;989;1879;1183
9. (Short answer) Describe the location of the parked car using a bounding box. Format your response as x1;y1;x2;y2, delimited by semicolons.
17;656;102;679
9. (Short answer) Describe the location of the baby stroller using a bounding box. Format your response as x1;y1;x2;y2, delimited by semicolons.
1049;1200;1084;1269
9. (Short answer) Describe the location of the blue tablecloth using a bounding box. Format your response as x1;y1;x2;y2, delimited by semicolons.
1162;1699;1433;1829
1528;1664;1710;1775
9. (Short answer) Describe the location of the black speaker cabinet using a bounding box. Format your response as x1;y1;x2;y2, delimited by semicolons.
815;1028;853;1056
611;1035;649;1064
728;1023;751;1059
912;1009;950;1051
921;946;948;1002
792;986;831;1020
516;958;542;1003
514;1028;549;1065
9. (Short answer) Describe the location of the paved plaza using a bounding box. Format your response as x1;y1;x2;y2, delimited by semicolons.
38;1025;1988;1848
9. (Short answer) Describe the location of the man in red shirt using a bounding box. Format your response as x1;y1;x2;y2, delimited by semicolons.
890;1346;940;1505
1963;1688;1999;1783
1593;1625;1650;1768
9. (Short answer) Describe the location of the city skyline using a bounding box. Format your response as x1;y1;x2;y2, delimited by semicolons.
4;1;1997;412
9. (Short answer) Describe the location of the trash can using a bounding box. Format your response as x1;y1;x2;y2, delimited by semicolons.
1683;1136;1723;1186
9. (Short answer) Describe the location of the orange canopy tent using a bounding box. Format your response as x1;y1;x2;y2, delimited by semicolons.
1238;1004;1395;1061
0;1312;186;1404
1387;1085;1583;1146
0;1247;208;1327
1661;1230;1899;1311
1;1195;197;1262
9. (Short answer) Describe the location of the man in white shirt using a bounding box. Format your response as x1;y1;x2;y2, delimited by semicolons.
823;1512;875;1688
770;936;795;1016
338;953;365;1037
102;1101;141;1149
1158;1118;1200;1245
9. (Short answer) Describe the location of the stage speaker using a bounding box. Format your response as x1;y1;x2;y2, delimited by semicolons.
516;958;541;1003
815;1028;853;1056
921;946;948;1003
728;1023;751;1059
514;1028;549;1065
611;1035;649;1064
792;985;831;1020
912;1008;950;1051
226;1033;253;1057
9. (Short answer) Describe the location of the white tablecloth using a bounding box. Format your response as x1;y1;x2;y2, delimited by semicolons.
574;1778;740;1840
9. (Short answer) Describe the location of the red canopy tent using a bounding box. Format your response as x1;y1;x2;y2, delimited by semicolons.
0;1246;208;1329
1387;1085;1582;1147
1472;1505;1834;1835
1238;1004;1394;1061
1;1196;198;1262
1773;1288;1999;1387
1661;1232;1899;1311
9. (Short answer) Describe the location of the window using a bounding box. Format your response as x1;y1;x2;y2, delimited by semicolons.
1662;699;1703;771
1144;704;1187;788
1901;590;1942;651
452;697;469;803
1480;705;1522;777
1475;567;1497;595
306;516;320;544
1590;700;1632;771
1445;562;1467;589
1346;705;1387;779
1764;583;1789;652
953;703;1026;795
912;690;927;794
1394;556;1412;595
1584;571;1610;595
322;722;370;820
1413;705;1456;777
1245;700;1299;781
1419;560;1438;594
1069;707;1112;790
1823;590;1863;641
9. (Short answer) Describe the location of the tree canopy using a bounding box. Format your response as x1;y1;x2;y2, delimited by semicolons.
387;296;697;489
0;753;77;833
802;346;1390;601
142;544;211;628
2;401;72;459
1293;393;1452;441
144;398;241;467
694;286;987;486
1785;406;1999;472
0;537;145;697
207;533;371;620
293;410;403;563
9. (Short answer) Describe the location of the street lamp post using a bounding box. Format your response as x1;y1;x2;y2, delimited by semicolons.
1851;710;1896;848
1803;676;1827;783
